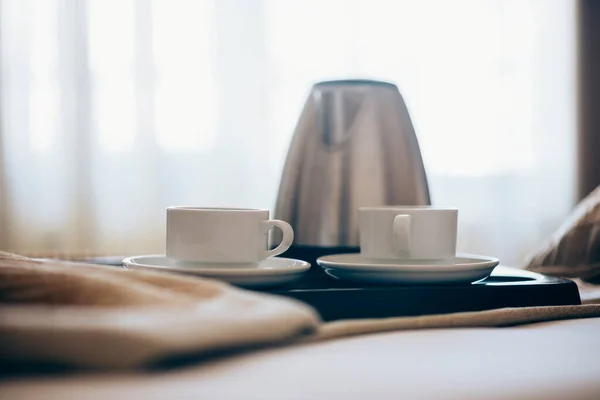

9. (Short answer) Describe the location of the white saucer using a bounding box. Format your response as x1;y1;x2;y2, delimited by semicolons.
316;253;499;285
122;255;310;288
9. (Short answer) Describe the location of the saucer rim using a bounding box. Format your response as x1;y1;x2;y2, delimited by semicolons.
322;265;496;285
316;252;499;272
123;255;311;276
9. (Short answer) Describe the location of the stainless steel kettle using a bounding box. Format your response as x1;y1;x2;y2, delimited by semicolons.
272;79;431;249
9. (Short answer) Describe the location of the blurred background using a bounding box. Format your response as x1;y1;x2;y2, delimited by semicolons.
0;0;582;265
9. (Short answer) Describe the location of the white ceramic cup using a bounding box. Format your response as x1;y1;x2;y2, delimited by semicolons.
166;207;294;265
359;206;458;260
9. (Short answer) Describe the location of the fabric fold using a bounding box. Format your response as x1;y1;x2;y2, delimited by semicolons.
311;304;600;342
0;252;321;369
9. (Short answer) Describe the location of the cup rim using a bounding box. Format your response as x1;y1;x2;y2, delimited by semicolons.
359;206;457;212
167;206;269;213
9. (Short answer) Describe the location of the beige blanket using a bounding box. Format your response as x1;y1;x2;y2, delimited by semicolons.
2;251;600;369
0;252;320;368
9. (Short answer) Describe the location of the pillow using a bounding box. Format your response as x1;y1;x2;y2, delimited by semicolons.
526;186;600;282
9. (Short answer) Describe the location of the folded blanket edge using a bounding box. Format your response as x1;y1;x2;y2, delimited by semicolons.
307;304;600;342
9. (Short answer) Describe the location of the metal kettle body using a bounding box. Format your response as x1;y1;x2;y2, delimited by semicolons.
273;79;431;249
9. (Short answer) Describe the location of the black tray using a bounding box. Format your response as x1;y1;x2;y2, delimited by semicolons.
81;250;581;322
264;265;581;321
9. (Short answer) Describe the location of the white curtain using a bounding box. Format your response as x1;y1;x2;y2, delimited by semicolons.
0;0;576;266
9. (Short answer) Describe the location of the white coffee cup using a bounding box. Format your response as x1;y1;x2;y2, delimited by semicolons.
359;206;458;260
166;207;294;265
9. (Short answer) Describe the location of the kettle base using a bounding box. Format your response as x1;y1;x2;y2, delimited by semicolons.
276;244;360;284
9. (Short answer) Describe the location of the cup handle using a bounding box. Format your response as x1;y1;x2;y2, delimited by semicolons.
262;219;294;258
393;214;411;258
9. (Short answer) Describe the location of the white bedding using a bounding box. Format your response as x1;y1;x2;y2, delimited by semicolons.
3;317;600;400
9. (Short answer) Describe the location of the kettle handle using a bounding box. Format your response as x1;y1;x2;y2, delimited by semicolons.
262;220;294;258
393;215;411;258
316;91;357;151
